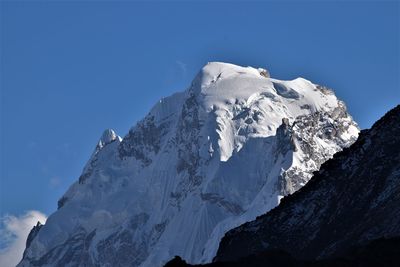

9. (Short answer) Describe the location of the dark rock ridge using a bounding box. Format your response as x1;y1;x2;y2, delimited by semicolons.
215;105;400;262
165;237;400;267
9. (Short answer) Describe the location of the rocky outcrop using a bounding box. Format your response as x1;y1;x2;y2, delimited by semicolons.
24;222;43;257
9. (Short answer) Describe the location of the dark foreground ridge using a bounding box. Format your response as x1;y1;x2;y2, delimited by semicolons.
165;105;400;266
165;237;400;267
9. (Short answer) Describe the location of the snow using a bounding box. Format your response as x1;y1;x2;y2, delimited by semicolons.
19;62;359;267
99;129;119;146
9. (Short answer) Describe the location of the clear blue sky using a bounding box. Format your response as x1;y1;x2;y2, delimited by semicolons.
1;1;399;218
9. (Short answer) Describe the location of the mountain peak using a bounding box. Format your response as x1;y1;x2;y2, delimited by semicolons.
97;129;121;150
19;62;359;267
193;62;270;91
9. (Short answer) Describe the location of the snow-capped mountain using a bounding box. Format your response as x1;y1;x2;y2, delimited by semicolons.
215;105;400;263
18;62;358;267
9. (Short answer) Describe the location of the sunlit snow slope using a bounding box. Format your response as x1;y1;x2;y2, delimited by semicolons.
19;62;359;267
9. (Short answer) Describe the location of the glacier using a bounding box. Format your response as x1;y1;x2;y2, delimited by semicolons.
18;62;359;267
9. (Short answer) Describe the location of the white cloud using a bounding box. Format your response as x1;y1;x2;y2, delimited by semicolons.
0;211;47;267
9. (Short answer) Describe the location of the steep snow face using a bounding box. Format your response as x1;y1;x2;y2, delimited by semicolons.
18;62;359;267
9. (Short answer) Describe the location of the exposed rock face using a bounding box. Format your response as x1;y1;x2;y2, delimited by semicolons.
23;228;96;267
215;105;400;263
18;62;358;267
24;222;43;257
277;101;355;196
119;116;162;166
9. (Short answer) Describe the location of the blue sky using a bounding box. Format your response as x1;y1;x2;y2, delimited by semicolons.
0;1;399;222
